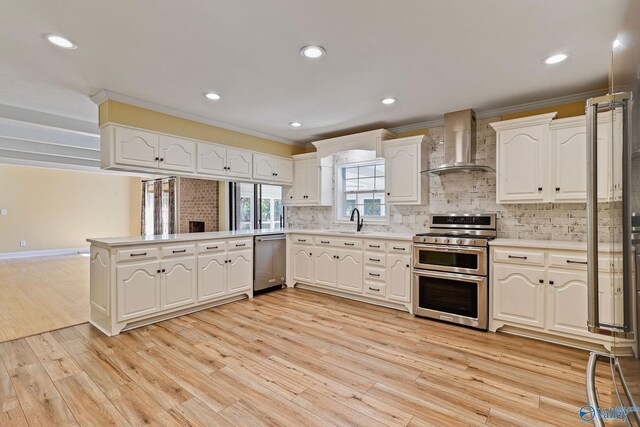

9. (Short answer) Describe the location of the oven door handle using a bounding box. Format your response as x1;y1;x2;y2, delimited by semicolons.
415;245;486;253
413;269;487;284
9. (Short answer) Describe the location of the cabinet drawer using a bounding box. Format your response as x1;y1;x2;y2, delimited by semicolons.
365;253;386;267
117;247;159;263
493;248;545;266
228;239;253;250
364;240;386;252
388;243;411;254
549;252;588;270
161;244;196;258
364;266;386;282
292;235;313;245
314;237;338;247
337;239;363;249
364;281;386;298
196;241;226;254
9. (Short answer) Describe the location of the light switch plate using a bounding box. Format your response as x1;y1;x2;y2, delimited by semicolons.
19;241;27;247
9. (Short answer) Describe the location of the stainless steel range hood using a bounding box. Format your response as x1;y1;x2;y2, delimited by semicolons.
423;109;494;175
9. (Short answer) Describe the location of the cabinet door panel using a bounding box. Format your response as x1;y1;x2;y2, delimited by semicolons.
158;136;196;172
386;143;418;204
314;248;336;287
197;143;227;176
197;253;227;302
117;261;160;321
226;149;252;179
274;158;294;184
493;264;545;328
497;126;546;202
114;127;159;168
547;270;588;336
292;245;313;283
553;127;587;201
227;250;253;293
305;159;320;204
387;255;411;302
161;257;197;310
336;249;363;293
253;154;275;181
293;159;308;204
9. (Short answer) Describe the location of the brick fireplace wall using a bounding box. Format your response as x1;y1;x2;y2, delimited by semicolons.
178;178;219;233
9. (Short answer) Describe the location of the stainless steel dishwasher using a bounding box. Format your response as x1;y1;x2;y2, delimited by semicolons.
253;234;286;292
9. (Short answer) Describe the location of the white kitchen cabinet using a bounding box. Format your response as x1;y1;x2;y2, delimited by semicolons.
546;269;589;336
117;261;160;322
612;108;624;201
161;257;197;310
493;264;546;328
253;153;294;184
197;143;252;179
287;153;333;206
227;250;253;293
383;135;427;205
113;127;159;169
491;113;556;203
158;135;196;173
387;255;411;303
197;253;227;301
336;249;363;293
292;244;314;283
314;248;337;287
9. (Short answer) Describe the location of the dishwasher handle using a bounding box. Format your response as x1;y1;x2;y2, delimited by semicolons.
255;234;286;242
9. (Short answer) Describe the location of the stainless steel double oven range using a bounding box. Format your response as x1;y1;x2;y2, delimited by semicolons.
413;213;496;330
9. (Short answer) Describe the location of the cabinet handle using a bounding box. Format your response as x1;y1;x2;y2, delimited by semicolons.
157;269;161;273
159;158;164;162
309;253;312;256
334;256;339;260
206;246;218;250
539;279;544;284
555;187;561;192
275;173;278;176
387;192;390;196
236;243;246;247
172;249;186;253
369;245;381;248
549;280;555;285
162;269;166;273
393;247;406;251
369;273;381;277
130;252;147;257
320;241;330;244
508;255;527;259
368;287;380;292
154;157;159;161
566;260;588;265
344;243;355;246
369;258;380;262
538;187;543;191
406;264;410;268
298;239;307;242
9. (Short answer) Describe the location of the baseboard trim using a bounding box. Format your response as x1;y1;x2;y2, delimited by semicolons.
0;247;89;260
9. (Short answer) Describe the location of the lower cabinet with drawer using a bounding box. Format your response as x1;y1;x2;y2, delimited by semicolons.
287;234;412;313
90;237;253;336
490;243;630;352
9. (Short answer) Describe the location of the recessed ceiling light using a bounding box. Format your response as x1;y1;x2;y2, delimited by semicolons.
380;97;397;105
289;122;302;127
543;53;569;65
45;34;77;49
613;39;623;49
204;92;221;101
300;45;326;59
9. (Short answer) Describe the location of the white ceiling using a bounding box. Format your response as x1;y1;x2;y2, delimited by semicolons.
0;0;629;144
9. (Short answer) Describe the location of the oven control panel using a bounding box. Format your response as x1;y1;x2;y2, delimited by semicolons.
413;236;487;247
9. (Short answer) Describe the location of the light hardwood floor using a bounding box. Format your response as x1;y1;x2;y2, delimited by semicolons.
0;254;89;343
0;288;616;426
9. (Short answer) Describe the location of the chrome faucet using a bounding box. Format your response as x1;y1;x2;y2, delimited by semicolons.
350;208;364;232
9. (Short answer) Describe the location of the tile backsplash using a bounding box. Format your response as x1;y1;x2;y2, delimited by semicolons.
286;117;618;242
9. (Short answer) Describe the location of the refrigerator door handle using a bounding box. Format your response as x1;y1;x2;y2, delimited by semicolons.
586;98;600;334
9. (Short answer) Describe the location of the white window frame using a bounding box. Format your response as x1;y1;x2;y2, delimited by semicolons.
335;159;389;225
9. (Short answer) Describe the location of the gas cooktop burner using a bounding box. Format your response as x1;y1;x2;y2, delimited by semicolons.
413;213;498;247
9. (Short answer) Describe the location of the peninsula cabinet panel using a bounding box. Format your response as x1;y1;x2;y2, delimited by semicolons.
226;148;252;179
197;143;227;175
113;127;159;169
253;153;293;184
158;135;196;172
493;264;545;328
227;250;253;293
292;244;313;283
197;253;227;301
117;261;160;322
161;257;197;310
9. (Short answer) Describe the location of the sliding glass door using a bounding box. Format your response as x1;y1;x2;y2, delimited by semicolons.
230;182;283;230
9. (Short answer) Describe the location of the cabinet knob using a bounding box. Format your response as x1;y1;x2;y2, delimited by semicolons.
538;187;543;191
549;280;554;285
154;157;160;161
387;192;390;196
555;187;560;192
539;279;544;284
160;158;164;162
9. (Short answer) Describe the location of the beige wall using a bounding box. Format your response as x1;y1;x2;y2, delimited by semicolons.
0;164;141;253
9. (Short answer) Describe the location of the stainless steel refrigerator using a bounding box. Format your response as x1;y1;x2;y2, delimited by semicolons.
585;0;640;425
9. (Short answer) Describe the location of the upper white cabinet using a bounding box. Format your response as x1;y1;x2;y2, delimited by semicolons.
383;135;428;205
101;124;293;185
197;143;252;179
490;113;556;203
285;153;333;206
253;153;294;185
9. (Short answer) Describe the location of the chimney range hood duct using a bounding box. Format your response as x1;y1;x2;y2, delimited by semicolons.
423;109;494;175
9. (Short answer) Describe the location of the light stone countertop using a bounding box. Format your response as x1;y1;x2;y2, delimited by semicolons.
490;238;622;252
88;228;413;248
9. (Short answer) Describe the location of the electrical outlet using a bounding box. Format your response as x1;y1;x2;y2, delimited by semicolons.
19;241;27;247
0;209;6;216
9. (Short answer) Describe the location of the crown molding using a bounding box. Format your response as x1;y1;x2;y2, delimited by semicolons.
388;88;607;133
489;112;557;131
90;89;304;147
